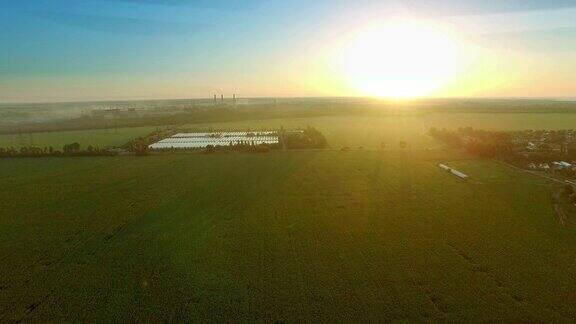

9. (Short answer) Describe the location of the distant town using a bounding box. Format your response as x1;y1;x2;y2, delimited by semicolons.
430;127;576;177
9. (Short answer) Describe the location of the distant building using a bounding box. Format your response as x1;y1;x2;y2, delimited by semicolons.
438;164;469;181
438;164;450;171
149;131;279;150
90;108;139;119
539;163;550;171
553;161;572;170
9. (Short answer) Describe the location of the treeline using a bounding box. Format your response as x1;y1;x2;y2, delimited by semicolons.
429;127;576;165
282;126;328;149
204;142;278;154
0;143;115;158
429;127;514;158
123;128;178;155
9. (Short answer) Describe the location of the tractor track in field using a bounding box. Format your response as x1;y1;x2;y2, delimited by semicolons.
552;191;568;226
445;241;572;321
497;160;571;226
554;204;567;226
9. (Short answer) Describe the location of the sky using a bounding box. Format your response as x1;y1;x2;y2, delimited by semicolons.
0;0;575;103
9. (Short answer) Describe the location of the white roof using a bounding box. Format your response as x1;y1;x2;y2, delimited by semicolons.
149;131;279;150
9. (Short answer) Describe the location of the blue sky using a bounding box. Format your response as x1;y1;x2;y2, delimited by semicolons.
1;0;575;102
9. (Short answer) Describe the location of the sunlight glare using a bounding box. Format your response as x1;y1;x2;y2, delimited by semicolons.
341;21;462;99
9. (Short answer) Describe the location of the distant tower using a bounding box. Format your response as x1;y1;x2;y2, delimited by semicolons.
233;94;237;108
213;94;217;105
221;94;224;102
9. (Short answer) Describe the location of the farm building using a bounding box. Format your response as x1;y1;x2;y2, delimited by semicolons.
527;142;537;150
552;161;572;170
438;164;469;181
538;163;551;171
439;164;450;171
149;131;279;150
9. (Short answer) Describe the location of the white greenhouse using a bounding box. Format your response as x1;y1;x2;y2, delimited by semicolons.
149;131;279;150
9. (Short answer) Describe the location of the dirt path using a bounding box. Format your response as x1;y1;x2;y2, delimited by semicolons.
552;191;568;226
554;204;567;226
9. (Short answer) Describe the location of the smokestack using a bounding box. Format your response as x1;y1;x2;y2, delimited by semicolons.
213;94;217;105
221;94;224;102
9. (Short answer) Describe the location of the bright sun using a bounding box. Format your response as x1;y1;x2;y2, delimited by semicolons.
342;21;461;98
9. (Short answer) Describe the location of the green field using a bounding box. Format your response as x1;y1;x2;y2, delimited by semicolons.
2;113;576;321
0;126;158;150
3;112;576;151
0;113;576;149
189;112;576;149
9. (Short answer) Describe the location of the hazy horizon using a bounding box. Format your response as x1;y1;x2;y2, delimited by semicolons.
3;95;576;106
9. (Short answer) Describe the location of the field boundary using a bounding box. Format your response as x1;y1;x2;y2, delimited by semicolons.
497;160;571;226
494;160;565;185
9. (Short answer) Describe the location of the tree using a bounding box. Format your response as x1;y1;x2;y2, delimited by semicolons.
63;143;80;155
134;143;149;156
283;127;328;149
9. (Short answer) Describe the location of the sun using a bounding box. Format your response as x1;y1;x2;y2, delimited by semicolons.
341;21;461;99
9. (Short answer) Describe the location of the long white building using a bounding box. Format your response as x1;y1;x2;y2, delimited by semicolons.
438;164;469;181
149;131;279;150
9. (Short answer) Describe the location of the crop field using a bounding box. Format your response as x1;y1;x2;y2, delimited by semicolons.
2;112;576;151
0;126;158;149
188;112;576;149
2;138;576;321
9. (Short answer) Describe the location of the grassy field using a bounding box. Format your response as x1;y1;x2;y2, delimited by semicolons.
1;147;574;321
189;112;576;149
2;113;576;321
2;112;576;151
0;126;158;149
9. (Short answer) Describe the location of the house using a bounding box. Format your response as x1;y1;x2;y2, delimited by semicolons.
553;161;572;170
539;163;550;171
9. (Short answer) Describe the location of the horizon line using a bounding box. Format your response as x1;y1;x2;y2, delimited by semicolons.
1;95;576;106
